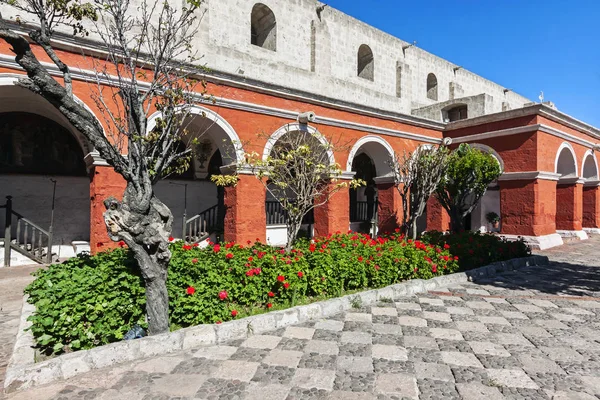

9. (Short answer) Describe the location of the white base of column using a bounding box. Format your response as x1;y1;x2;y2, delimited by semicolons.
556;230;588;241
499;233;564;250
583;227;600;235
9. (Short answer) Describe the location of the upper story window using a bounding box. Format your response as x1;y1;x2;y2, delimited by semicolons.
251;3;277;51
426;73;438;100
447;105;468;122
357;44;374;81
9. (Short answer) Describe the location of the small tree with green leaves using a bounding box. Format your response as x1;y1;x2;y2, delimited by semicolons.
390;143;450;239
436;144;502;233
214;127;364;252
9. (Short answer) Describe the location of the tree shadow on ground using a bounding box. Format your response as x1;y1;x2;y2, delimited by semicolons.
469;260;600;298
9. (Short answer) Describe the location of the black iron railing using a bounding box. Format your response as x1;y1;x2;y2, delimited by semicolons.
350;199;378;222
2;196;53;265
183;204;223;243
265;200;314;226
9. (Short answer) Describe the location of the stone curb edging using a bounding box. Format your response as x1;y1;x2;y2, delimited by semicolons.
4;254;549;393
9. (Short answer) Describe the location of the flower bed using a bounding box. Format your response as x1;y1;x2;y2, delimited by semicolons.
422;230;531;270
23;231;524;356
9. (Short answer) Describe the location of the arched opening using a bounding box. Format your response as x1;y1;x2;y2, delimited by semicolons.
0;82;92;263
468;144;503;233
251;3;277;51
555;143;583;234
444;104;468;122
151;108;243;241
581;151;599;230
427;73;438;101
357;44;374;81
263;125;332;245
346;136;395;233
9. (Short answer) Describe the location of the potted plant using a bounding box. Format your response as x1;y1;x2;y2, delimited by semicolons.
486;212;500;230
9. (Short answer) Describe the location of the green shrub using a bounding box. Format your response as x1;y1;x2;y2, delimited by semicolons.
422;230;530;270
26;231;512;355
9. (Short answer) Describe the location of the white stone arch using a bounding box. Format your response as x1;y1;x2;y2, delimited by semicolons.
346;135;395;177
0;73;99;155
147;105;245;165
581;150;599;180
555;142;578;177
470;143;505;172
262;123;336;166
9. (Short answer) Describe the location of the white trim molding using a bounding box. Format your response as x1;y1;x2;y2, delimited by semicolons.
556;230;588;241
345;135;396;172
557;177;586;185
498;171;561;182
469;143;505;172
584;180;600;187
581;150;599;180
373;175;396;185
84;151;110;168
583;228;600;235
262;123;336;166
555;142;578;177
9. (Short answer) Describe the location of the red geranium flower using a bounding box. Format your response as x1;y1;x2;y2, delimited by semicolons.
268;291;275;297
192;258;198;264
219;290;228;300
283;282;290;289
169;236;174;242
226;252;234;259
182;244;192;251
186;286;196;295
247;240;252;245
118;241;126;248
216;321;222;324
277;275;285;282
358;256;364;262
225;243;234;249
297;271;304;278
231;310;238;317
267;303;273;308
193;243;199;247
444;243;450;249
213;244;221;253
248;256;254;262
96;242;103;248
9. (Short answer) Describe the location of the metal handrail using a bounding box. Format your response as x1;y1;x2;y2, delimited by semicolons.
265;200;314;226
183;204;221;243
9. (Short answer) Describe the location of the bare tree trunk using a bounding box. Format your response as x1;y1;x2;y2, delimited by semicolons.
286;217;303;253
410;219;418;240
104;186;173;334
450;208;465;233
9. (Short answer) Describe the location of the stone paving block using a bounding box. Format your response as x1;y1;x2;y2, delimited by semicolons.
414;362;454;382
244;382;290;400
402;336;438;349
495;333;534;347
549;390;598;400
517;325;552;337
455;321;489;333
133;356;184;374
484;297;508;304
345;313;372;322
580;376;600;395
478;316;510;325
534;319;570;330
577;300;600;309
441;351;483;368
304;340;339;355
561;307;595;315
465;301;495;310
371;344;407;361
193;345;238;360
519;354;566;375
514;303;546;313
418;297;444;306
527;299;559;308
429;328;464;341
422;311;452;322
468;341;511;357
500;310;529;319
291;368;336;390
336;356;374;373
372;323;402;336
456;382;504;400
241;335;282;349
447;306;475;315
284;326;315;340
263;349;303;368
340;331;372;345
212;360;259;381
374;373;418;398
539;346;586;362
314;319;344;332
397;316;427;327
149;373;207;397
466;289;490;296
395;302;421;311
371;307;397;316
486;368;540;389
327;390;374;399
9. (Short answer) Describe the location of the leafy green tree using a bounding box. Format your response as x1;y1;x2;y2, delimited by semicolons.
436;144;502;233
390;142;450;239
1;0;207;334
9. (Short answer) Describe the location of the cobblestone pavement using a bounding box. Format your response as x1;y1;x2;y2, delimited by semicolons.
4;237;600;400
0;265;38;394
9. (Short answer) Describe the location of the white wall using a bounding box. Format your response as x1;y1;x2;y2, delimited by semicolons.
154;179;219;238
471;187;501;233
0;174;90;243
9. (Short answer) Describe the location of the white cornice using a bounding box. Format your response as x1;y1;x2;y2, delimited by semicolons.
557;177;586;185
584;180;600;187
0;56;442;145
84;151;110;168
373;176;396;185
452;123;600;150
498;171;561;182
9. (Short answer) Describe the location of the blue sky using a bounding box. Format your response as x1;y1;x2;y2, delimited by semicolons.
325;0;600;128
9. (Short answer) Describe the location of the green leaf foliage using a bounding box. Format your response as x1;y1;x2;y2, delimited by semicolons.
25;231;526;355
